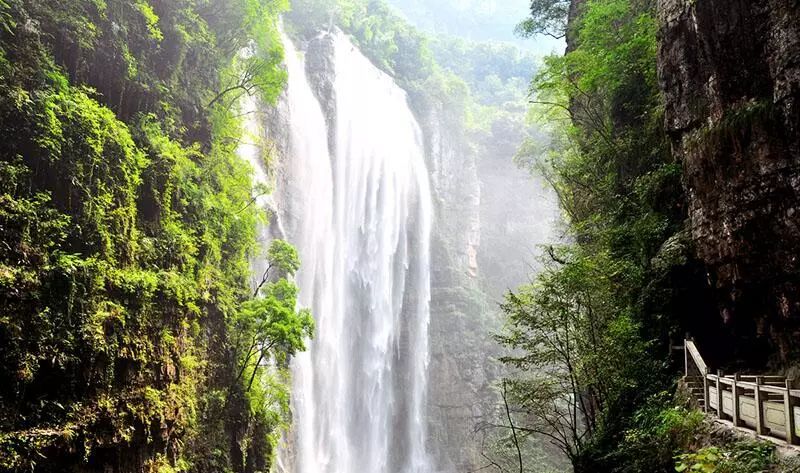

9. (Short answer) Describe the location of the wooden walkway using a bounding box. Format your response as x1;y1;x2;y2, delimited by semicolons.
683;339;800;447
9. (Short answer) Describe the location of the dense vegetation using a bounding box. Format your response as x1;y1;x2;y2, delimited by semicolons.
386;0;562;54
0;1;313;472
287;0;468;127
493;0;795;472
428;36;537;107
287;0;542;127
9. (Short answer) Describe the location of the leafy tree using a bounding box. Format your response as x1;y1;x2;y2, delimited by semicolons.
515;0;571;40
496;0;709;471
234;240;313;393
495;248;655;467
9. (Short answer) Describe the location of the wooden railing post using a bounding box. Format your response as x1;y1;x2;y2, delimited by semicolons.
681;341;798;445
684;339;689;377
785;379;797;445
716;370;724;419
754;376;765;435
732;373;741;427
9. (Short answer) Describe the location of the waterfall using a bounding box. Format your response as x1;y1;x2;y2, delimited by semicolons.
274;32;434;473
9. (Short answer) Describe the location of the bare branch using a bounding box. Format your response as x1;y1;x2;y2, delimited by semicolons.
545;245;567;265
253;262;274;298
502;380;524;473
237;190;270;215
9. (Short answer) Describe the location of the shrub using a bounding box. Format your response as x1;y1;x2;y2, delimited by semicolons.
675;442;775;473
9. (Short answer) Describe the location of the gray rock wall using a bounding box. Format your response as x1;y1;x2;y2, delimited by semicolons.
421;104;560;472
419;104;490;473
657;0;800;362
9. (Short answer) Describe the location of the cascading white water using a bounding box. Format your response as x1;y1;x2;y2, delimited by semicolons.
275;32;434;473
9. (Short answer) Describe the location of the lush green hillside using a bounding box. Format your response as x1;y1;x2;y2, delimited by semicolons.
385;0;563;55
0;1;312;472
287;0;547;161
494;1;800;472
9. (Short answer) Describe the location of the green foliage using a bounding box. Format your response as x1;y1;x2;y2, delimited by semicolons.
211;0;289;108
20;72;146;261
498;247;658;462
0;0;302;471
135;1;164;42
500;0;702;470
429;35;539;106
0;0;14;35
515;0;571;39
266;239;301;275
610;393;706;473
223;239;312;472
676;447;723;473
10;0;288;132
675;443;775;473
288;0;435;83
287;0;544;152
236;283;313;370
234;240;314;385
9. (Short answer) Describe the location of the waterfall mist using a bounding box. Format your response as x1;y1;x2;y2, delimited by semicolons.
273;32;434;473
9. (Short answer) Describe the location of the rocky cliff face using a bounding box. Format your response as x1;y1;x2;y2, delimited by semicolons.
421;102;560;472
419;103;492;473
658;0;800;364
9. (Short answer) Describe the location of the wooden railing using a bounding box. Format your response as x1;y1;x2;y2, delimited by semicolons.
683;339;800;446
